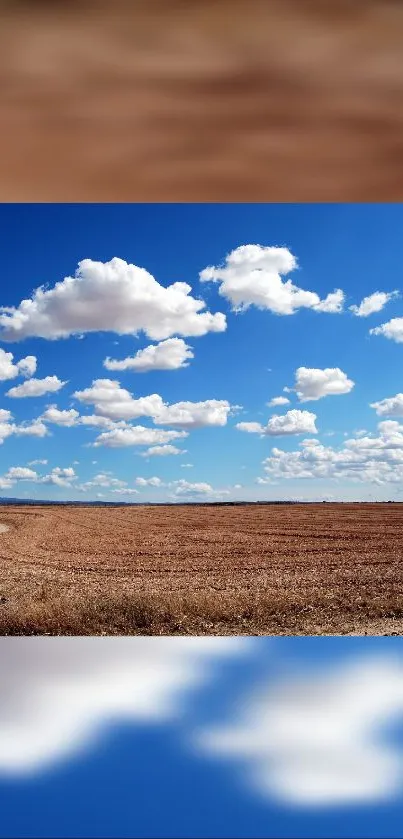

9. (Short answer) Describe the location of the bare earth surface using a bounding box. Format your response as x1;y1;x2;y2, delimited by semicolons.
0;503;401;636
1;1;403;201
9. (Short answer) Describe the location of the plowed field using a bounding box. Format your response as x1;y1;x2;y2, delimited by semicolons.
0;503;401;635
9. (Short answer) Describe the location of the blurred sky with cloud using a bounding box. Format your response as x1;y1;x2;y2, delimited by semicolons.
1;637;403;838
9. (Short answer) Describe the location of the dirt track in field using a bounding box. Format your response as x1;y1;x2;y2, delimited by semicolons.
0;503;401;635
1;0;403;201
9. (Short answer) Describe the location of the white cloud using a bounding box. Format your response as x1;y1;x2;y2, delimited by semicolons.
172;480;229;499
237;410;318;437
200;245;344;315
7;376;66;399
110;488;140;496
0;409;12;423
350;291;398;317
181;463;194;468
292;367;354;402
262;421;403;485
79;473;127;492
74;380;165;421
267;396;290;407
5;467;38;481
199;655;403;806
79;415;120;430
41;406;80;427
153;400;232;428
371;394;403;417
93;426;187;449
0;411;48;445
28;459;48;466
0;349;36;381
41;467;77;488
370;318;403;343
236;422;266;434
15;420;48;438
142;445;183;457
104;338;194;373
0;637;246;774
135;477;163;487
74;379;233;429
0;258;226;343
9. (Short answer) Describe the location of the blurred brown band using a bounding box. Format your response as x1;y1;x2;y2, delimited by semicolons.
0;0;402;202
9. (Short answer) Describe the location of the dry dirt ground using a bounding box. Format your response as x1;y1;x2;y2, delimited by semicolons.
1;0;403;201
0;502;402;636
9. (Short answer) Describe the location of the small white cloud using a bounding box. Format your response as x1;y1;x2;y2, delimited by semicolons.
371;394;403;417
104;338;194;373
172;480;229;499
200;244;344;316
142;445;184;457
7;376;66;399
370;318;403;343
267;396;290;408
181;463;194;468
135;477;163;487
237;410;317;437
15;421;49;438
5;467;38;481
292;367;354;402
28;459;48;466
350;291;398;317
94;426;187;449
41;406;79;427
74;379;233;429
0;350;37;381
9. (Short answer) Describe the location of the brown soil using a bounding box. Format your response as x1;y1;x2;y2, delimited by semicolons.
1;0;403;201
0;502;402;636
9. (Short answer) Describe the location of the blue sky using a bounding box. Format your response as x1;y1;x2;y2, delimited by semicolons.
1;203;403;501
1;637;403;838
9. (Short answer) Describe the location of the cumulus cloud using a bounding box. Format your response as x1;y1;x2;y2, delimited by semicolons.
14;420;48;439
370;318;403;343
371;394;403;418
78;474;128;493
93;426;188;449
172;480;229;499
104;338;194;373
110;488;140;496
142;445;184;457
135;477;163;487
262;420;403;485
153;400;232;428
74;379;233;429
41;467;77;488
199;654;403;806
4;467;38;481
237;410;318;437
292;367;354;402
0;464;77;490
200;245;344;315
7;376;66;399
0;637;246;774
41;406;80;427
0;258;226;343
267;396;290;407
350;291;399;317
0;349;36;381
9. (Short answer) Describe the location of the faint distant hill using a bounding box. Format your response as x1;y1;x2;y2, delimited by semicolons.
0;497;300;507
